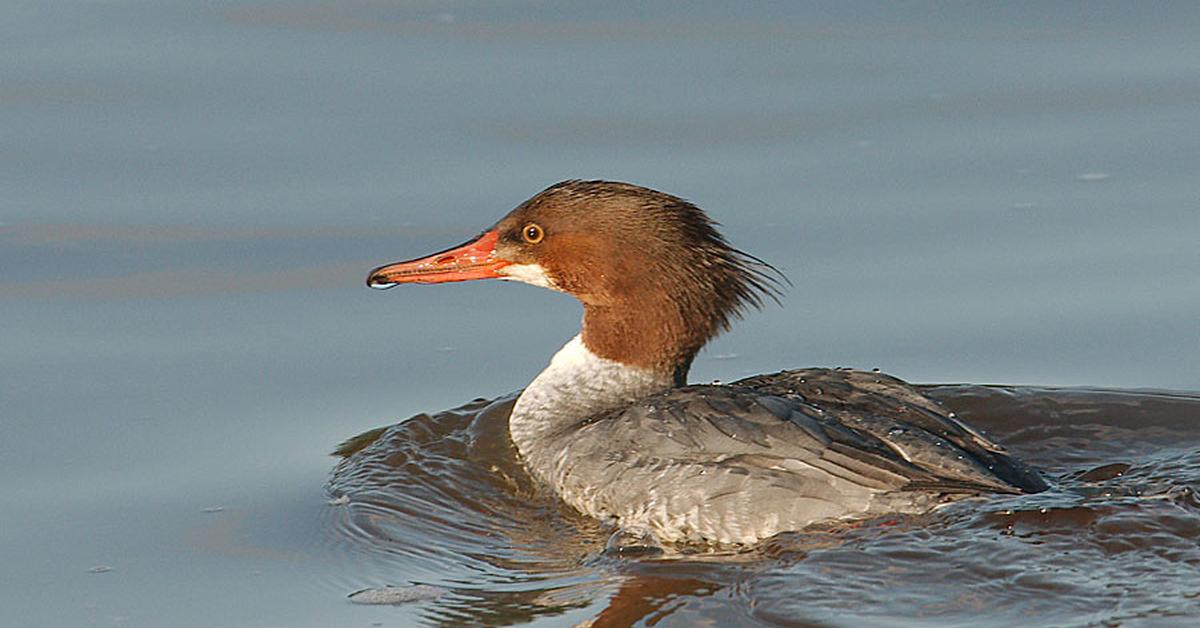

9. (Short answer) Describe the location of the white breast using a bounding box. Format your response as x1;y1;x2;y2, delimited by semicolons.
508;335;671;480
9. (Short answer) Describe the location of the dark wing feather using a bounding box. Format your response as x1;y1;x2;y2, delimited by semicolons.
570;369;1046;501
733;368;1048;494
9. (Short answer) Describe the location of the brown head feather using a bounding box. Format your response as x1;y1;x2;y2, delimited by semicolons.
490;180;786;383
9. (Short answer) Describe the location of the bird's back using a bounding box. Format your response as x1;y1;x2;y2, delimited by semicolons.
538;368;1046;544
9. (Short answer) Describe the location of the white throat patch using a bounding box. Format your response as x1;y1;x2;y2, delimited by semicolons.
497;263;557;290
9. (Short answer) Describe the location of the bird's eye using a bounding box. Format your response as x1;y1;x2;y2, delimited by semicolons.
522;223;544;244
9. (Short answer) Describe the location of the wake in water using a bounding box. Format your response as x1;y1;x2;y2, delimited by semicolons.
327;385;1200;626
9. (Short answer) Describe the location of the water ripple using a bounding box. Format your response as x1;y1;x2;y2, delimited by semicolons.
325;385;1200;625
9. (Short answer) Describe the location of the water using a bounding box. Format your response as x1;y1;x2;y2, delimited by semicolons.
3;2;1199;626
329;386;1200;626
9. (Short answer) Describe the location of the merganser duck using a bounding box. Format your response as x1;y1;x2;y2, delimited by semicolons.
367;180;1047;546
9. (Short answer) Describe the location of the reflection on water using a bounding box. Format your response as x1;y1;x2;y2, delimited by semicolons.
328;385;1200;625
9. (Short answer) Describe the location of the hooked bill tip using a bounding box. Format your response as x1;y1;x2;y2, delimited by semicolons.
366;273;397;290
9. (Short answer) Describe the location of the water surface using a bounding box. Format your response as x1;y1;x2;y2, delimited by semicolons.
329;385;1200;625
2;2;1198;626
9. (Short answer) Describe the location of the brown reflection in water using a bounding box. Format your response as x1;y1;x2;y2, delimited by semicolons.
587;576;716;628
187;509;313;563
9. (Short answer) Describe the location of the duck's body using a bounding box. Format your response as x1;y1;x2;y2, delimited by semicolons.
368;180;1047;545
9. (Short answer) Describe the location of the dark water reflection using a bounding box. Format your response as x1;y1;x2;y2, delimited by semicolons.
328;385;1200;626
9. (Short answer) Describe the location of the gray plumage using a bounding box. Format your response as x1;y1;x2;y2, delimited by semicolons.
535;368;1046;545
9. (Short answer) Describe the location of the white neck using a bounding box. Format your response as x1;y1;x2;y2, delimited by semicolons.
509;335;673;471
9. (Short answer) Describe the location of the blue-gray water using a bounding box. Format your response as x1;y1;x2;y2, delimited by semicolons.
3;2;1198;626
